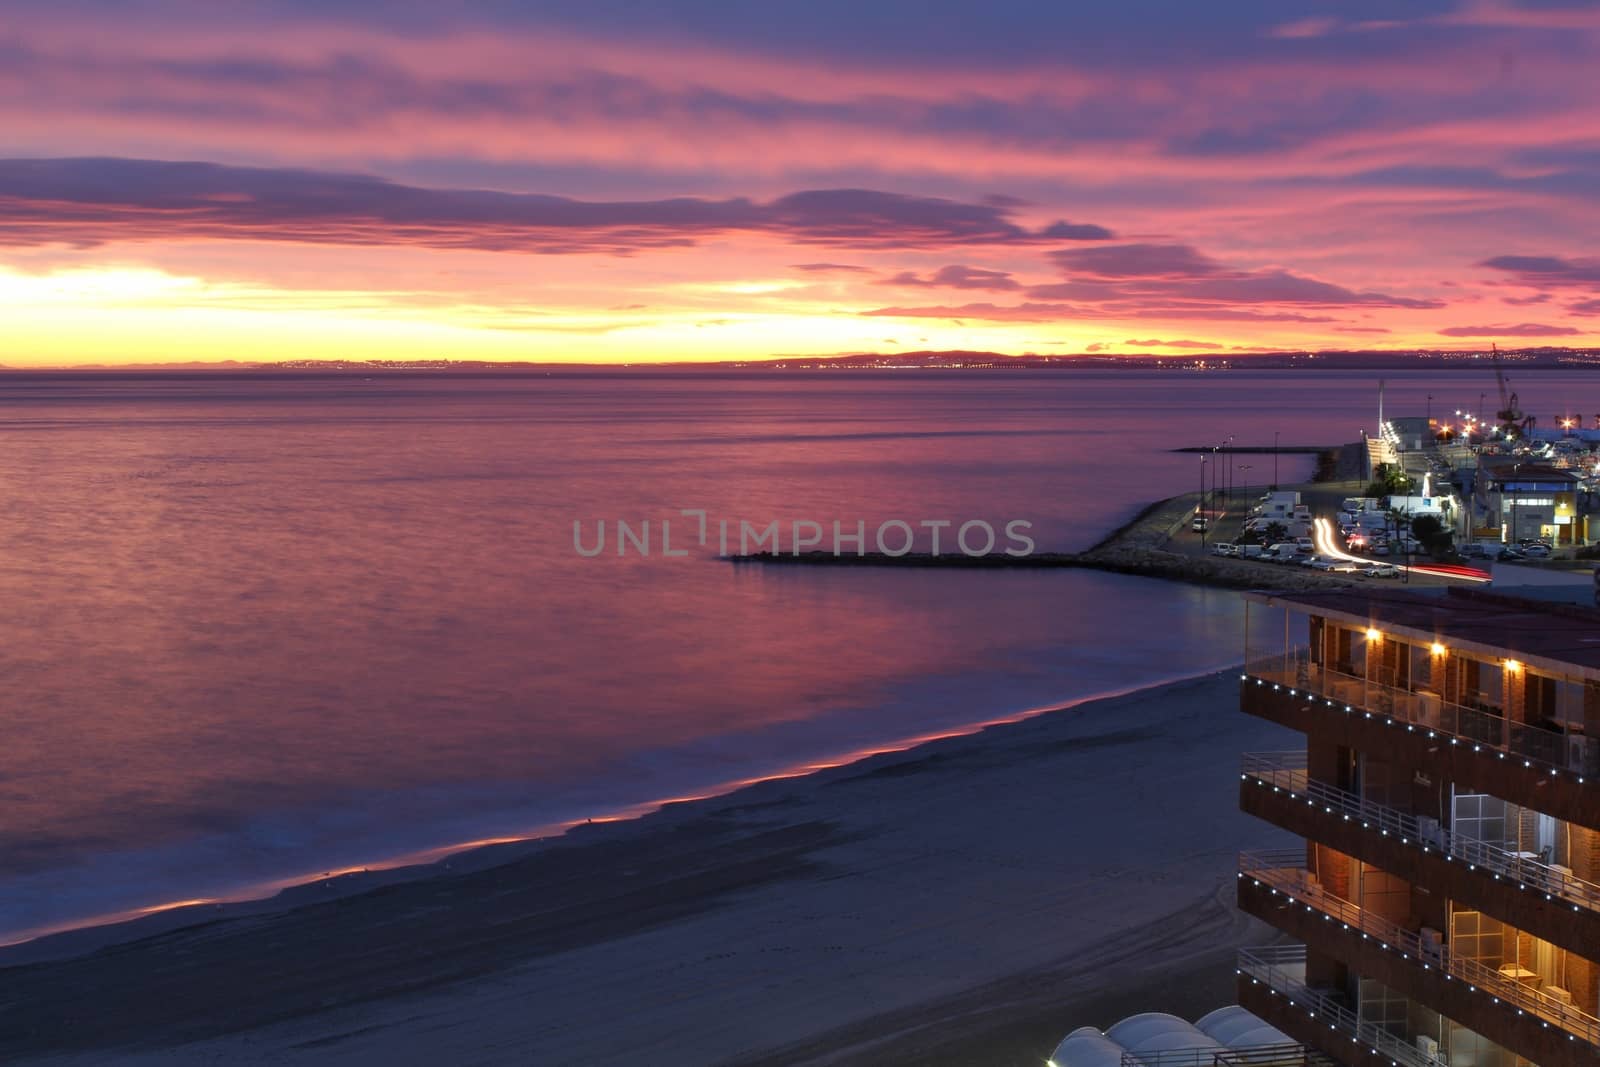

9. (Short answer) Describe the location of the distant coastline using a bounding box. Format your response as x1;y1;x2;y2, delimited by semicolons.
5;346;1600;374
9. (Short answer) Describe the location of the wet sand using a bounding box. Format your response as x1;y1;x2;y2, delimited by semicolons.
0;671;1297;1066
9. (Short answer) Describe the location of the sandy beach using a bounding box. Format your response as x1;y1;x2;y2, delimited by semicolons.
0;671;1297;1066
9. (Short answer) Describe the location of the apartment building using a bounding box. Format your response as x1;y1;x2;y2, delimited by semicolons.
1235;587;1600;1067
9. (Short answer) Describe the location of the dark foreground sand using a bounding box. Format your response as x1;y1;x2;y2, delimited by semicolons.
0;671;1297;1066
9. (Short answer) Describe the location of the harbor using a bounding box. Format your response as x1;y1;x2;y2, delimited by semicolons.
735;375;1600;597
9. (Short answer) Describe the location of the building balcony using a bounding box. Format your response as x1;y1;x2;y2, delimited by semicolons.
1237;850;1600;1060
1240;657;1600;831
1111;1042;1336;1067
1240;751;1600;952
1236;944;1438;1067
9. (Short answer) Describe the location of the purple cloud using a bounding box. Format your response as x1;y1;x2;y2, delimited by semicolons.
1037;242;1441;311
1039;220;1116;240
1437;323;1582;337
861;301;1082;322
791;262;870;273
0;158;1111;254
1051;243;1222;278
1179;270;1443;309
877;264;1021;291
1480;254;1600;290
861;302;1337;324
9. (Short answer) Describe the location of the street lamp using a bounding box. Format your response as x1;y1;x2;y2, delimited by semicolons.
1226;435;1236;502
1273;430;1280;490
1199;455;1208;548
1238;464;1253;511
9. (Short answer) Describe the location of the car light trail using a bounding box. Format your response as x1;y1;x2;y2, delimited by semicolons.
1312;518;1491;583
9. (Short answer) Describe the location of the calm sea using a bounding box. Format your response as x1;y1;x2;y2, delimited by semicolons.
0;367;1587;942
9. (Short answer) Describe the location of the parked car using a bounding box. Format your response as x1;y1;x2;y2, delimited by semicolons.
1363;564;1400;578
1211;542;1237;557
1524;543;1553;559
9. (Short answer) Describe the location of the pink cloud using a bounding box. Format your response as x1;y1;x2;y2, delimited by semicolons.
1121;338;1224;349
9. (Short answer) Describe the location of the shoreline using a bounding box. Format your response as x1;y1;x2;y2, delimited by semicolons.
0;666;1235;966
0;668;1298;1065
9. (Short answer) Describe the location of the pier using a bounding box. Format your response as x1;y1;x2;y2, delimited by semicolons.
1171;445;1336;455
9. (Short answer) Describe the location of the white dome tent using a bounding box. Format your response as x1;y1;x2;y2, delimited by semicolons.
1107;1013;1228;1063
1049;1026;1128;1067
1050;1007;1301;1067
1195;1005;1295;1049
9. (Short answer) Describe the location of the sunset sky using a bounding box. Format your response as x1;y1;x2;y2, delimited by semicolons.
4;0;1600;365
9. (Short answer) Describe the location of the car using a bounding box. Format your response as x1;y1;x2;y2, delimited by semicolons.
1363;564;1400;578
1495;545;1526;560
1211;542;1237;557
1191;516;1209;532
1524;543;1553;559
1370;543;1391;556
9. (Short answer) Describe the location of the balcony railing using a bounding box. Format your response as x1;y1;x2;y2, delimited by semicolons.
1236;944;1435;1067
1117;1043;1335;1067
1239;851;1600;1048
1243;651;1600;777
1241;751;1600;915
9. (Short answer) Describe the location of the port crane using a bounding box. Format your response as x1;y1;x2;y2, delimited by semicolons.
1491;342;1536;439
